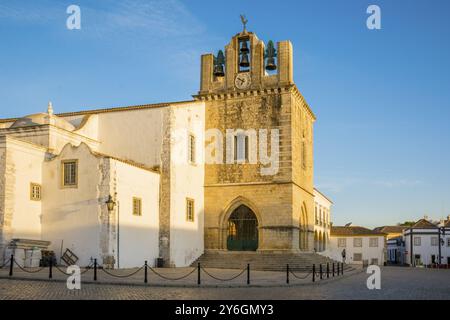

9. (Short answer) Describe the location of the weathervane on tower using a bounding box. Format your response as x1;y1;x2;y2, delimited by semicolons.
240;14;248;33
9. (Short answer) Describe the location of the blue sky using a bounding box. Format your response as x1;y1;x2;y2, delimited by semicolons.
1;0;449;227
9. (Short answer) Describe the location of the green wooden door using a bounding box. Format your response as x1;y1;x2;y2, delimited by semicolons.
227;205;258;251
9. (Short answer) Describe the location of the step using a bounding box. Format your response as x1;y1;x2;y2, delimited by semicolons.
192;251;352;272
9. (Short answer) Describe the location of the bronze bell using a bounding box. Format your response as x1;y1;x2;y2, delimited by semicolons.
265;57;277;71
213;64;225;77
240;41;250;54
239;53;250;68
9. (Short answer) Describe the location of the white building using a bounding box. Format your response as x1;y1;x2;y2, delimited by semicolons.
404;218;450;266
313;188;332;252
0;101;205;268
327;226;386;266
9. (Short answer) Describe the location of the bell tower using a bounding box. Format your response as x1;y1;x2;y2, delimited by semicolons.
195;18;316;253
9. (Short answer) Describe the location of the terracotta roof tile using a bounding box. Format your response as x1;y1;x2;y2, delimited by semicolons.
373;226;407;233
411;219;438;229
331;226;386;237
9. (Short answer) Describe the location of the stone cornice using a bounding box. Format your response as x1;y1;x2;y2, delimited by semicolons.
193;84;316;120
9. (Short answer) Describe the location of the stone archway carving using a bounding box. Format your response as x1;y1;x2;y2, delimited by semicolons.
219;196;262;250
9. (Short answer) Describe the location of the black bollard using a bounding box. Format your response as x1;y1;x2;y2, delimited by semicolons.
337;262;340;275
286;264;290;284
247;264;250;285
9;255;14;277
341;262;344;275
197;263;201;285
312;264;315;282
144;261;148;284
319;264;323;280
327;263;329;279
332;263;335;277
49;259;53;279
94;259;97;281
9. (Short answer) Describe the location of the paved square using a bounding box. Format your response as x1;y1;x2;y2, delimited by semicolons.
0;267;449;300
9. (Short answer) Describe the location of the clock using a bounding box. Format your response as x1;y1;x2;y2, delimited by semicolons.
235;72;251;90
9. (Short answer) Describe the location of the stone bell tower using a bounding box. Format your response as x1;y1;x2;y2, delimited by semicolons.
195;19;316;253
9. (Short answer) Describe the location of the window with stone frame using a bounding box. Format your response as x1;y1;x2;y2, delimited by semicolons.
234;134;249;162
447;238;450;247
431;237;438;246
62;160;78;187
369;238;379;247
188;134;196;164
30;183;42;201
353;238;363;247
370;258;378;265
414;236;421;246
315;205;318;225
353;253;362;261
338;238;346;247
186;198;195;222
132;197;142;216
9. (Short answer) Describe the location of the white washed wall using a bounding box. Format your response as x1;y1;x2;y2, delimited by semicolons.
42;143;103;266
113;159;160;268
169;102;205;267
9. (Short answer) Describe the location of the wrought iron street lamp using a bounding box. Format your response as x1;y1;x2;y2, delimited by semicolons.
106;195;116;212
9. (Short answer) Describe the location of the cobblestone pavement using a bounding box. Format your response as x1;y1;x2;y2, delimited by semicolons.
0;267;449;300
0;264;352;287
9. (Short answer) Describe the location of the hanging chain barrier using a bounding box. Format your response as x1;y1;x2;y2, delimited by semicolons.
0;258;11;269
201;266;247;282
100;266;144;278
4;254;348;285
149;266;197;281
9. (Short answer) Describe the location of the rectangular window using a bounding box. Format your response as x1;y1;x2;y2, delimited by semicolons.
30;183;42;201
447;238;450;247
431;237;438;246
338;238;346;248
353;253;362;261
188;134;196;164
315;205;318;225
132;197;142;216
370;258;379;265
186;198;195;222
62;160;78;187
234;134;248;162
414;237;421;246
369;238;379;247
353;238;363;247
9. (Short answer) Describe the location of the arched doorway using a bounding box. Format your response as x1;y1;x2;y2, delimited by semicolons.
227;205;258;251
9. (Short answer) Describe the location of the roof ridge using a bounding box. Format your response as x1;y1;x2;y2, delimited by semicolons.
0;99;197;123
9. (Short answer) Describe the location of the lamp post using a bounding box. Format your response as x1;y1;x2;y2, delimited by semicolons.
106;195;117;268
106;195;116;212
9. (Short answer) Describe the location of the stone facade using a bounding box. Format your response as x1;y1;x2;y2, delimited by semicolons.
196;30;316;252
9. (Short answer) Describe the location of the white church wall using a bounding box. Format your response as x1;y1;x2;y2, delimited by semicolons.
112;159;160;268
169;102;205;267
1;137;46;241
42;143;103;266
95;108;166;168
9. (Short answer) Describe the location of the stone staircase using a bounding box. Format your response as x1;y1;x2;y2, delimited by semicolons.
192;250;353;272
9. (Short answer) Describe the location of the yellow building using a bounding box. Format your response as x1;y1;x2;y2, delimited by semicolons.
195;24;316;252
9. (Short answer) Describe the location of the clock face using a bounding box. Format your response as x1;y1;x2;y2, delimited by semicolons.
235;72;251;90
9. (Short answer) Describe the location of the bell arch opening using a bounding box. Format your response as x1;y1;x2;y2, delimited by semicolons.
226;205;259;251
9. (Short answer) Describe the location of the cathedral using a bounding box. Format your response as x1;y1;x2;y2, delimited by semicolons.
0;24;329;268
